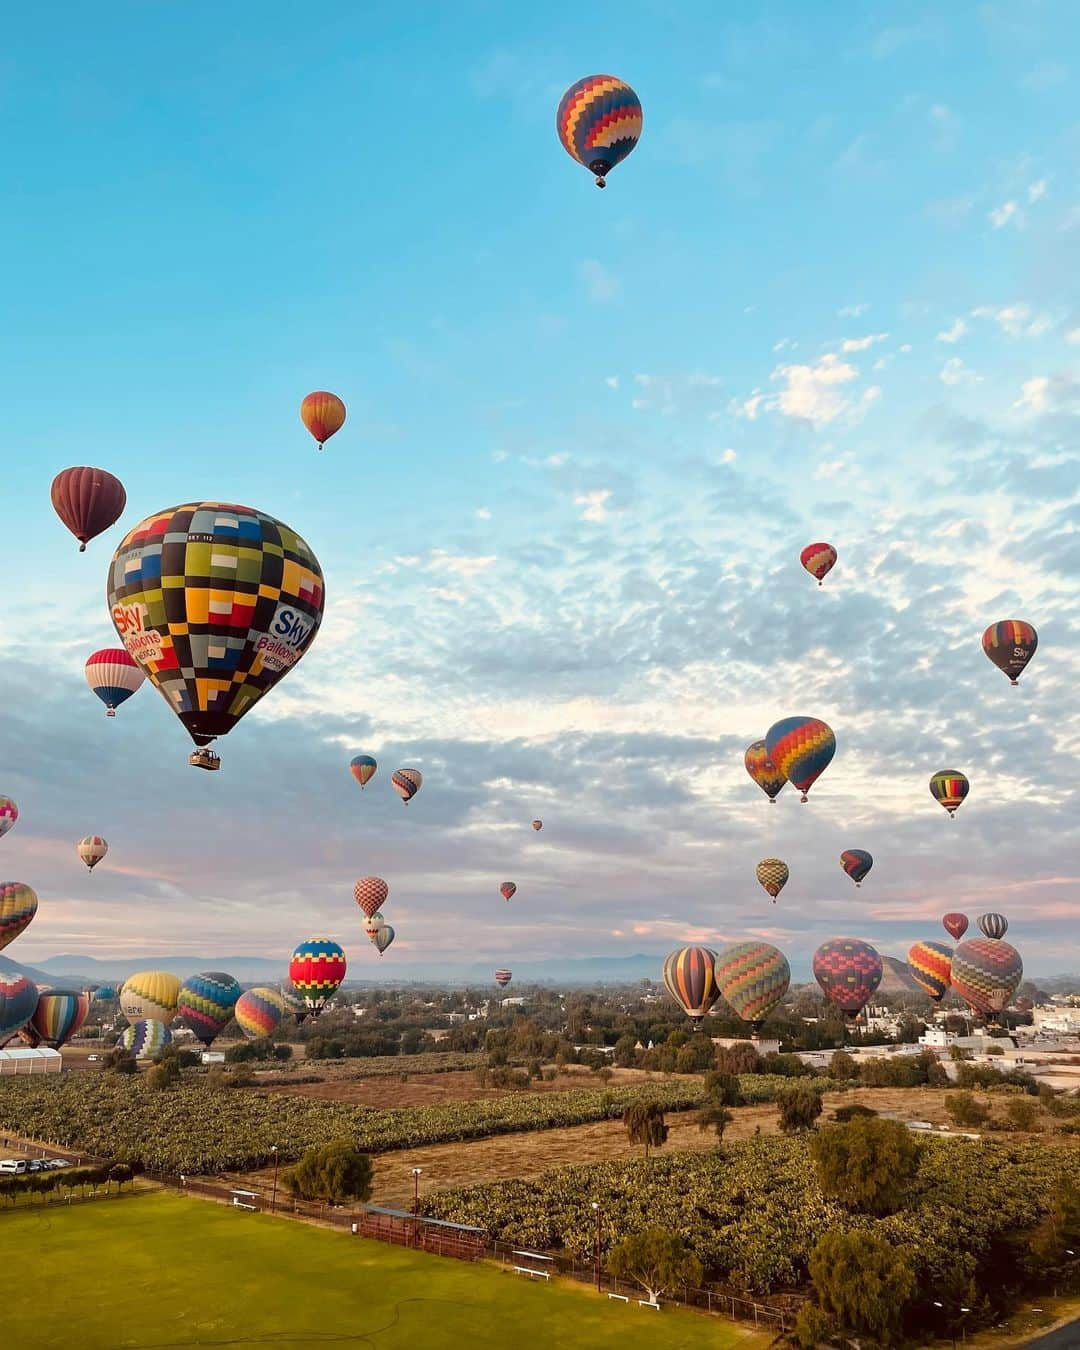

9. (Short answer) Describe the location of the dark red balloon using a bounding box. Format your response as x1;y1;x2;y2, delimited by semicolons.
51;467;126;552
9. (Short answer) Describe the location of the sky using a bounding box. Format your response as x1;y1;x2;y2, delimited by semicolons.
1;1;1077;981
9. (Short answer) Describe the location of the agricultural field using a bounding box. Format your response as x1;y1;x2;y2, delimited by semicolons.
0;1190;769;1350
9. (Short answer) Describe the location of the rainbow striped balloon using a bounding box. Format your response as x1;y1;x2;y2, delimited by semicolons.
178;971;242;1047
982;619;1037;685
714;942;790;1025
765;717;836;801
907;940;953;1004
235;987;286;1040
556;75;642;188
662;946;719;1028
930;769;969;818
0;882;37;954
31;989;90;1048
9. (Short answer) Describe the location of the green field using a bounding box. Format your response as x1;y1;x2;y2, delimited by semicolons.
0;1191;769;1349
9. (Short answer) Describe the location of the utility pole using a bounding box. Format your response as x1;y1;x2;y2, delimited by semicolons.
270;1145;279;1214
592;1201;601;1293
412;1167;423;1247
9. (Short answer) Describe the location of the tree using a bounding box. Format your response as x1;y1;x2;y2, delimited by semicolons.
607;1228;703;1305
702;1070;743;1107
622;1099;669;1159
613;1034;638;1068
283;1138;374;1205
828;1048;858;1080
809;1230;916;1340
944;1092;989;1127
811;1116;920;1216
146;1055;181;1092
778;1082;823;1133
895;1012;924;1044
831;1103;877;1123
949;1044;973;1062
794;1303;836;1350
715;1042;761;1075
697;1101;733;1143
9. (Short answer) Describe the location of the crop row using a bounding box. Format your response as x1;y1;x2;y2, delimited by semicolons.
298;1051;485;1078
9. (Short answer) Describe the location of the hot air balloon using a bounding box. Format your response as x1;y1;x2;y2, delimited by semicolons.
907;941;953;1005
31;989;90;1048
85;648;145;717
840;849;873;888
982;620;1038;686
930;770;969;818
0;974;38;1045
942;912;969;941
531;820;543;832
662;946;720;1029
755;859;789;903
118;1019;172;1061
391;768;423;804
300;392;346;449
713;942;790;1026
373;925;394;955
812;939;883;1021
0;797;18;839
279;985;307;1024
500;882;517;902
744;741;786;803
120;971;181;1025
494;969;513;989
51;467;126;552
288;938;346;1016
556;75;642;188
350;755;378;789
765;717;836;802
235;987;286;1040
77;836;108;872
177;972;242;1047
0;883;37;953
978;912;1009;941
951;938;1023;1020
800;542;837;586
354;877;389;919
93;985;116;1002
107;503;325;768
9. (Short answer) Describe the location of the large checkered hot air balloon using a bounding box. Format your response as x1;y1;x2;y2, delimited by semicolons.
930;769;969;818
951;938;1022;1020
107;503;325;769
556;75;642;188
288;938;346;1017
177;972;242;1047
714;942;790;1027
982;620;1037;686
766;717;836;802
85;648;145;717
354;877;389;920
907;941;953;1005
0;883;37;953
744;741;786;803
662;946;720;1030
813;939;883;1021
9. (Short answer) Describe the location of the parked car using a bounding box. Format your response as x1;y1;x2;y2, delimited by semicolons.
87;1054;100;1062
27;1160;48;1172
0;1159;28;1174
44;1159;71;1169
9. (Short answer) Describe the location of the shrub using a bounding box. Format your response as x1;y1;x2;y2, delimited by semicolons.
779;1083;823;1134
811;1116;920;1216
831;1103;877;1123
794;1303;836;1349
945;1092;990;1127
828;1050;857;1081
1005;1098;1041;1132
283;1138;373;1205
716;1043;762;1075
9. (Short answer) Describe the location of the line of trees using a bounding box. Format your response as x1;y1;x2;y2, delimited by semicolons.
0;1163;133;1204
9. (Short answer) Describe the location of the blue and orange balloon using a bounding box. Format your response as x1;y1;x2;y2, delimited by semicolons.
556;75;642;188
350;755;377;789
766;717;836;802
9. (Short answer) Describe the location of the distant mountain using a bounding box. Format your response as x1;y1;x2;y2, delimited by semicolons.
878;954;924;996
0;953;76;987
36;953;289;985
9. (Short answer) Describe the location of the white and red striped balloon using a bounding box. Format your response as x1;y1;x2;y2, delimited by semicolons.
85;648;145;716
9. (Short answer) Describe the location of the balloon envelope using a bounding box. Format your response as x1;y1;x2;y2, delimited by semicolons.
500;882;517;901
978;912;1009;940
51;467;126;551
813;939;883;1019
765;717;836;801
800;542;837;584
118;1019;172;1061
494;969;512;988
556;75;642;186
840;849;873;887
744;741;785;802
0;882;37;953
85;648;145;715
930;770;969;817
373;925;394;955
531;820;543;832
350;754;377;788
77;836;108;871
942;912;969;941
300;391;346;447
0;973;38;1043
391;768;423;803
288;938;346;1014
107;503;325;755
662;946;720;1027
354;877;389;919
31;989;90;1048
982;620;1037;685
755;858;789;901
177;972;242;1047
234;987;285;1039
951;938;1023;1018
714;942;790;1024
907;941;953;1004
0;797;17;839
120;971;181;1025
278;984;307;1024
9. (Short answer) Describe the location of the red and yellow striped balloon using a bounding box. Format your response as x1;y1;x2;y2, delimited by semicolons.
907;940;953;1004
800;541;837;585
930;769;969;818
300;391;346;448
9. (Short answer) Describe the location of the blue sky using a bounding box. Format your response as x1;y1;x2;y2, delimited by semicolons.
2;2;1078;980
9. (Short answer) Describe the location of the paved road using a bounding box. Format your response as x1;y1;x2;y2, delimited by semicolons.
1024;1318;1080;1348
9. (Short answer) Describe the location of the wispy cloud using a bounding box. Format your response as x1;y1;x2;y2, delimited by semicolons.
580;260;620;304
936;318;967;344
989;200;1020;230
940;357;982;386
840;333;889;352
574;489;612;523
971;303;1053;338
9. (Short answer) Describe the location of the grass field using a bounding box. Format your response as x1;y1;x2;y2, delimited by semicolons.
0;1191;770;1349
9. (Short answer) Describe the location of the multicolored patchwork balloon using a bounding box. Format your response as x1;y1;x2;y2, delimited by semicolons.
31;989;90;1048
494;969;513;988
120;971;181;1025
288;937;346;1016
0;973;38;1045
951;938;1022;1019
714;942;790;1025
982;620;1037;686
51;466;126;552
500;882;517;902
907;940;953;1004
0;882;37;953
77;836;108;872
978;912;1009;940
930;769;969;818
0;798;17;840
812;938;883;1020
279;984;307;1024
234;987;285;1039
744;741;786;803
840;849;873;887
556;75;642;188
391;768;423;804
107;503;325;765
118;1018;172;1061
942;912;969;941
85;648;145;717
755;858;789;902
350;754;378;788
800;541;837;586
766;717;836;801
177;971;242;1047
300;391;347;449
354;877;389;919
662;945;720;1029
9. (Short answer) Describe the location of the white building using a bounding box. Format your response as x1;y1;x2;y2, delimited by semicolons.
0;1047;62;1075
713;1036;781;1057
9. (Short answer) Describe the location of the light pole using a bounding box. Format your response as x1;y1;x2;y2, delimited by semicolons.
412;1168;423;1248
270;1145;279;1214
592;1201;602;1293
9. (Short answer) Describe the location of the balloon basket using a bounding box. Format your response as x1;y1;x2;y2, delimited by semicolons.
106;709;116;718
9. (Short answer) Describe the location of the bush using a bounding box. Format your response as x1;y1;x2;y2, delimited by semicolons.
1005;1098;1041;1132
828;1050;857;1081
945;1092;990;1128
831;1103;877;1123
811;1116;920;1216
715;1043;762;1075
762;1053;813;1078
283;1138;373;1205
809;1230;916;1339
779;1083;823;1134
794;1302;836;1349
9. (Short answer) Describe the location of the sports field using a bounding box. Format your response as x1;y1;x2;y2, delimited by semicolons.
0;1191;769;1349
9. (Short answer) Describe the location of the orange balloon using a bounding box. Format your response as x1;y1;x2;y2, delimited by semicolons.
300;392;346;448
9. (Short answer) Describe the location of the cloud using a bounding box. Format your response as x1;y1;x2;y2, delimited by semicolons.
475;508;492;521
426;551;497;579
1028;179;1048;204
1014;377;1050;413
574;489;612;523
720;448;737;464
939;357;982;386
989;200;1020;229
936;319;967;344
580;260;620;304
1066;330;1080;347
1020;62;1067;92
837;303;869;318
925;195;974;226
840;333;889;352
971;304;1053;338
927;103;958;151
1013;373;1080;414
605;376;619;390
771;353;859;424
